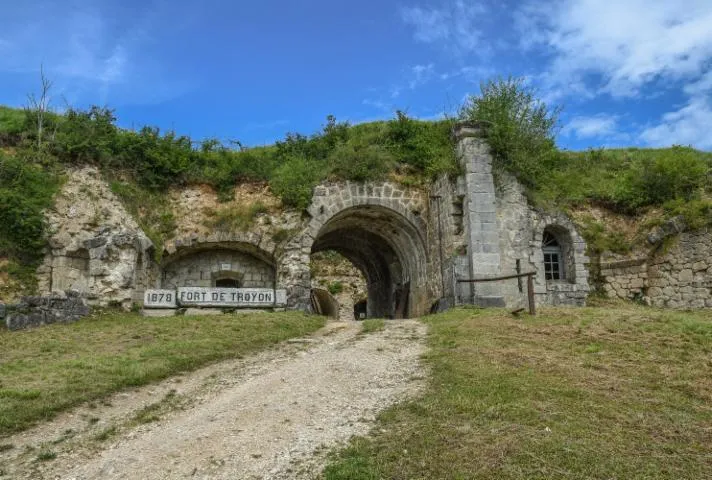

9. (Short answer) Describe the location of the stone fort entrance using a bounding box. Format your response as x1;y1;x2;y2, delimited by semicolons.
40;124;592;315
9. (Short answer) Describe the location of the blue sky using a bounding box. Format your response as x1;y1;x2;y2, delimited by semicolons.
1;0;711;150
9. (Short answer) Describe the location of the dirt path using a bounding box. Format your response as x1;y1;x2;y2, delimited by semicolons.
0;319;427;479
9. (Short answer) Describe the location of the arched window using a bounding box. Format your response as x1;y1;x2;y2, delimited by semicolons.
542;231;564;281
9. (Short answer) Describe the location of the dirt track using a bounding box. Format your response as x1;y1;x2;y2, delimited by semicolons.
0;319;426;479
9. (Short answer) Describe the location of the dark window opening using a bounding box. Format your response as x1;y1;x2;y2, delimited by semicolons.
215;278;240;288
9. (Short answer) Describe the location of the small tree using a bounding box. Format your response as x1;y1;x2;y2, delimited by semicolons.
25;66;54;150
459;77;561;187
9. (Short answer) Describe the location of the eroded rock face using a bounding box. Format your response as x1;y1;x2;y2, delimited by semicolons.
37;167;153;307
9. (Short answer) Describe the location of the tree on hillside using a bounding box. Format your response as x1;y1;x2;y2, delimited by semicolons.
25;66;55;150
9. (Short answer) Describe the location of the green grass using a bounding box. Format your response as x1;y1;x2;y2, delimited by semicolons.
0;310;325;436
324;304;712;479
360;319;385;334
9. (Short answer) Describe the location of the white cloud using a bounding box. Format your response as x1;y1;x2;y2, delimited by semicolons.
640;74;712;149
400;1;488;56
409;63;435;89
640;97;712;149
562;114;620;139
519;0;712;98
0;2;190;107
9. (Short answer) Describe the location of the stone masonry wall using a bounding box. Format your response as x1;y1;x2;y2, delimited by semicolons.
601;229;712;308
495;171;590;307
429;175;468;308
2;291;90;331
454;124;504;306
162;250;275;289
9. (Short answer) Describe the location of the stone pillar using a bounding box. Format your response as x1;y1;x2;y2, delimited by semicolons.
454;123;505;307
276;233;313;311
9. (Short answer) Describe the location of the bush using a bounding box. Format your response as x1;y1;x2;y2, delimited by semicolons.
459;77;560;188
0;152;59;264
0;106;27;146
329;143;395;182
616;146;709;208
270;154;328;209
328;281;344;295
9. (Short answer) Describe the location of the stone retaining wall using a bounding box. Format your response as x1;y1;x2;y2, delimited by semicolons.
2;291;90;331
601;229;712;308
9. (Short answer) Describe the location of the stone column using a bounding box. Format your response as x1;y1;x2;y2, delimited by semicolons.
276;233;313;311
454;123;505;307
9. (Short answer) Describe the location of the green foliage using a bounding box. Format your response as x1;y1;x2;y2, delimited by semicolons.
578;216;631;255
52;107;118;165
270;154;329;209
663;198;712;230
0;106;27;146
615;146;709;209
109;180;176;260
0;152;60;265
327;281;344;295
459;76;560;188
329;143;395;182
1;104;458;212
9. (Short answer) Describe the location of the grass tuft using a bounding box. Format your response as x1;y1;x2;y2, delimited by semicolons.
360;319;385;334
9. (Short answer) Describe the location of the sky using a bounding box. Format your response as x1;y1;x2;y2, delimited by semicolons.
1;0;711;151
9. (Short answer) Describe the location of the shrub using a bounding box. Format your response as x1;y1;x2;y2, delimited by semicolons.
0;152;59;265
270;154;328;209
0;106;27;146
616;146;709;208
328;281;344;295
459;76;560;188
329;143;395;182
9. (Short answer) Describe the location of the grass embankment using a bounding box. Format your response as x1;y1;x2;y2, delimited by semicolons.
325;304;712;479
0;310;325;436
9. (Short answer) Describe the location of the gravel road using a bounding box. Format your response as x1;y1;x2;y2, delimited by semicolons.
0;319;427;480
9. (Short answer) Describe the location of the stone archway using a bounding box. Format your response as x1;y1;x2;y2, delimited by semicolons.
295;182;433;318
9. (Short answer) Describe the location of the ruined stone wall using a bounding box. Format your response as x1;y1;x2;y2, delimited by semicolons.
601;230;712;308
34;131;605;315
495;171;590;307
37;167;153;308
429;175;467;308
2;291;90;330
162;250;275;289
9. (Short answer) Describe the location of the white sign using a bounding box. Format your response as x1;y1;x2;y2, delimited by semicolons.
144;289;177;308
144;288;287;309
177;287;287;308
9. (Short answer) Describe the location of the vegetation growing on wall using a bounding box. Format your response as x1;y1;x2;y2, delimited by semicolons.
459;77;712;248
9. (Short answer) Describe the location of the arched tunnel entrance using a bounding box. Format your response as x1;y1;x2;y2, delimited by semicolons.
310;204;429;319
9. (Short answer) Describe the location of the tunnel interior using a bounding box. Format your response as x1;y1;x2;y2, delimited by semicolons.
311;205;427;319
